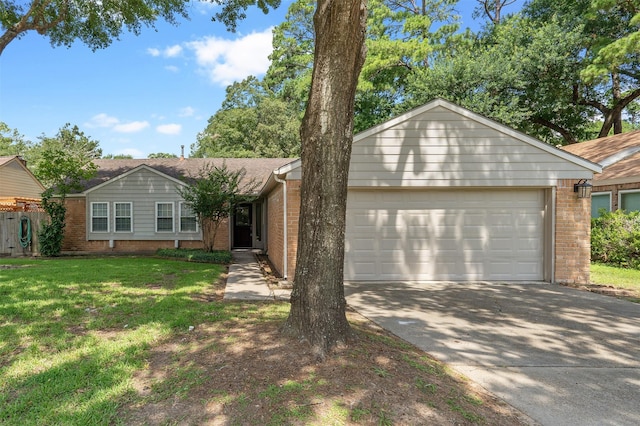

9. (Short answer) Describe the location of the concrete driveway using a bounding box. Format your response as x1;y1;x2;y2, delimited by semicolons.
345;282;640;426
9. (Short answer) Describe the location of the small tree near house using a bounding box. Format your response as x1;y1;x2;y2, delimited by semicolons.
179;163;258;252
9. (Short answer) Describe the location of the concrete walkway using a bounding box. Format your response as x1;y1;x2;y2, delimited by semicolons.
223;250;291;301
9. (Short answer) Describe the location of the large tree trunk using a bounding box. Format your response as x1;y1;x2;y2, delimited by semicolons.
282;0;367;359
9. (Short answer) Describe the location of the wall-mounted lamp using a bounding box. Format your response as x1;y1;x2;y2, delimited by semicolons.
574;179;593;199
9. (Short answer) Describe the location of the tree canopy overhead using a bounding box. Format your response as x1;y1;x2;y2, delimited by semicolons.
0;0;191;55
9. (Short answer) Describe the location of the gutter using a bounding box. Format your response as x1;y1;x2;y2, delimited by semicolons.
273;173;288;280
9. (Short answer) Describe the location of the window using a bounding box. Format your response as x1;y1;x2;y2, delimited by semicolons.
114;202;132;232
156;202;174;232
591;192;611;218
91;202;109;232
180;202;198;232
620;190;640;212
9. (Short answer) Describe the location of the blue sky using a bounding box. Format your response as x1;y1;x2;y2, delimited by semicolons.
0;1;522;159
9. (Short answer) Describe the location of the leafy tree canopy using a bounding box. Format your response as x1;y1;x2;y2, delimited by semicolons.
0;121;31;156
33;123;101;194
0;0;190;55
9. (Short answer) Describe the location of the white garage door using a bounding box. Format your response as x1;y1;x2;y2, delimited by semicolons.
344;189;545;281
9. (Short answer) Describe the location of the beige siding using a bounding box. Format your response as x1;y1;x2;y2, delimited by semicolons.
0;160;43;198
85;168;202;241
349;107;593;187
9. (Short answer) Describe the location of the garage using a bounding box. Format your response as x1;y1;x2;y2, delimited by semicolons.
265;99;600;283
344;188;546;281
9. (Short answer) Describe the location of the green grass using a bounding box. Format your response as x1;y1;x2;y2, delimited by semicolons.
0;257;235;425
591;263;640;291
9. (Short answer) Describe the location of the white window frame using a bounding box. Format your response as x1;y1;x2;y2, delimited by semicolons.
179;202;198;233
90;202;109;233
114;202;133;233
591;191;612;217
618;189;640;212
156;202;174;233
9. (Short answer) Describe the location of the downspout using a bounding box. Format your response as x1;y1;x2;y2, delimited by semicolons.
273;174;288;280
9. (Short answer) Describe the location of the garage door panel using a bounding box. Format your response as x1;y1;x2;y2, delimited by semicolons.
345;189;544;281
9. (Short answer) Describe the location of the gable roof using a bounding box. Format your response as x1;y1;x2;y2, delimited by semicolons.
562;131;640;185
76;158;294;195
274;98;602;186
356;98;601;172
0;155;45;192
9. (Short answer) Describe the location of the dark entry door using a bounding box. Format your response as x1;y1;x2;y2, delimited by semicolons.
233;204;252;247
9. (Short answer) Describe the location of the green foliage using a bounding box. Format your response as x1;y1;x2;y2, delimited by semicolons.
38;195;66;256
148;152;178;158
0;0;190;55
31;124;100;256
0;122;31;156
591;209;640;269
178;162;258;252
156;248;233;264
192;77;301;158
32;123;101;192
102;153;134;159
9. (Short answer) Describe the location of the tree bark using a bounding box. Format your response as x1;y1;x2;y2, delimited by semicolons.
282;0;367;359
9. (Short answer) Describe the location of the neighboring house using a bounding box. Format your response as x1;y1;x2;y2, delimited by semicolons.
562;130;640;218
0;155;45;211
62;158;291;253
62;99;601;284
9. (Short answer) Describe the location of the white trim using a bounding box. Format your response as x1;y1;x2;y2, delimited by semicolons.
179;201;198;233
155;202;175;233
618;189;640;212
114;202;133;233
84;164;188;195
90;201;109;233
591;191;612;213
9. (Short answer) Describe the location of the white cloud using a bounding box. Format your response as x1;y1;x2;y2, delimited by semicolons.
164;45;183;57
86;113;119;128
156;123;182;135
179;106;196;117
114;121;150;133
148;45;183;59
165;65;180;73
186;28;274;86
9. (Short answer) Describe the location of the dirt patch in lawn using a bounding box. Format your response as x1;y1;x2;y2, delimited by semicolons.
119;268;533;425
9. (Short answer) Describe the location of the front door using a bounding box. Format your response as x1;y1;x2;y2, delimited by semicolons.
233;204;253;248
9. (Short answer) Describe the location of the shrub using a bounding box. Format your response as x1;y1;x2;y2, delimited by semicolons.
156;248;232;264
591;209;640;269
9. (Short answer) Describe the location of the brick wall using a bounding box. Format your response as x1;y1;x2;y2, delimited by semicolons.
555;179;591;284
285;180;301;280
60;197;231;254
265;180;301;280
266;184;284;276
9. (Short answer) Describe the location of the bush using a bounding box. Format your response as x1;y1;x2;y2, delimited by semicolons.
591;209;640;269
156;248;232;264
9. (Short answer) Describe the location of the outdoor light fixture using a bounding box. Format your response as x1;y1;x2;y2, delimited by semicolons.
574;179;593;199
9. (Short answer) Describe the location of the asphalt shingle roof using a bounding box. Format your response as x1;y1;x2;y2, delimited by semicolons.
77;158;296;194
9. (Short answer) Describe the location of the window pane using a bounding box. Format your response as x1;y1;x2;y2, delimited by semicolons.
621;192;640;212
92;203;108;232
115;203;131;217
115;217;132;232
157;217;173;231
92;203;107;217
157;203;173;232
591;194;611;218
92;217;108;232
181;217;197;232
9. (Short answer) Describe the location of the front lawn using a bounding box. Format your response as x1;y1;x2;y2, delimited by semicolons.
591;263;640;295
0;256;528;425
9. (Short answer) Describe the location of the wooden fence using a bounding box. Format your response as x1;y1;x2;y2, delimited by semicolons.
0;212;48;257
